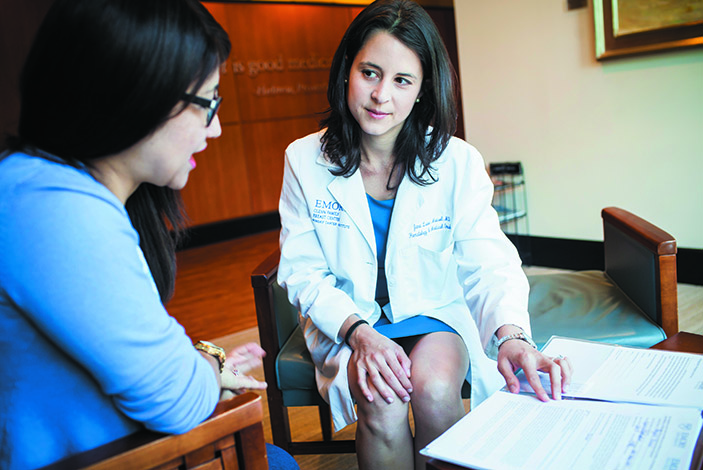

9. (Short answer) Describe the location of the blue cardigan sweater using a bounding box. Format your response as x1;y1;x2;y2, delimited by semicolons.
0;152;219;470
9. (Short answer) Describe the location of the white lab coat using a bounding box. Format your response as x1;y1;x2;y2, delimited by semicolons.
278;131;531;431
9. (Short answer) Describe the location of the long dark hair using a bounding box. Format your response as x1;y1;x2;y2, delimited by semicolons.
320;0;457;187
9;0;231;302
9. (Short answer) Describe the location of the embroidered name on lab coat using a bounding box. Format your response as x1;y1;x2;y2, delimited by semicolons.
312;199;350;229
409;216;451;238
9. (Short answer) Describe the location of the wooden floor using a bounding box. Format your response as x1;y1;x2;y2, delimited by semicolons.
167;230;703;470
167;230;280;341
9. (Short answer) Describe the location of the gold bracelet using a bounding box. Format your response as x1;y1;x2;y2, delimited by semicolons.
194;340;226;373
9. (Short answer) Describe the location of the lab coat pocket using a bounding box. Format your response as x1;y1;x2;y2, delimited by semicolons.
395;243;458;311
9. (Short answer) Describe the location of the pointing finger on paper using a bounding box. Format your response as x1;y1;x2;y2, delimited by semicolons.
547;359;563;400
553;355;573;392
497;340;550;402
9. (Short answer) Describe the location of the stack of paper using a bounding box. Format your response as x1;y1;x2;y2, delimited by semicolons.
420;337;703;470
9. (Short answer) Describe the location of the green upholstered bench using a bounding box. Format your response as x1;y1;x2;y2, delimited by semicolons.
252;207;678;455
529;270;666;349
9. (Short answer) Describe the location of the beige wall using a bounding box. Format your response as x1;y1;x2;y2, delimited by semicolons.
453;1;703;250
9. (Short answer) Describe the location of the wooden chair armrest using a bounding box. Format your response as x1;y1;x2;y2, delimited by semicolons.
602;207;676;255
40;392;267;470
251;248;281;288
602;206;678;337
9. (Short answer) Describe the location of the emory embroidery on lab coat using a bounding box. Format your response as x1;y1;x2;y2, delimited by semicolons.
312;199;351;229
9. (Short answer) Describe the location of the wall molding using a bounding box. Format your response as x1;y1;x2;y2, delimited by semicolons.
180;212;281;250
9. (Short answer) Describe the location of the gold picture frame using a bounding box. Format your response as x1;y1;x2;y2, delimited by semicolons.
594;0;703;60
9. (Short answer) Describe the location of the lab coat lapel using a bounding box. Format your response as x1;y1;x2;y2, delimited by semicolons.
327;169;376;254
387;175;424;254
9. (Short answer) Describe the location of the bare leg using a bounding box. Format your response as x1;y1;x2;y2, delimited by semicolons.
349;359;415;470
402;332;469;470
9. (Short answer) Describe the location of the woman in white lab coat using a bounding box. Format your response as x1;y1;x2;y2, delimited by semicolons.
278;1;572;469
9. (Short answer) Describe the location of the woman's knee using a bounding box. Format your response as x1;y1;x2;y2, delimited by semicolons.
407;333;468;407
355;395;409;436
410;371;462;405
348;362;410;433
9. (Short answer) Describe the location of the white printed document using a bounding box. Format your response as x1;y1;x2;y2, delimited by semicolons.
520;336;703;408
420;337;703;470
420;391;702;470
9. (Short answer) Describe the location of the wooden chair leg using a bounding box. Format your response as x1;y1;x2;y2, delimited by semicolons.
267;391;293;455
237;422;268;470
318;404;333;441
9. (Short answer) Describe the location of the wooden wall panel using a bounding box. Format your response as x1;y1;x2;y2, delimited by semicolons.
222;4;352;122
241;116;321;214
181;124;251;225
181;3;356;226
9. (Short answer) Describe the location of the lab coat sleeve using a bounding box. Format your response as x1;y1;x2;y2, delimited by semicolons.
450;144;531;352
277;141;361;343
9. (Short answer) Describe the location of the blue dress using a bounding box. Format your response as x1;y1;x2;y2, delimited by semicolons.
366;194;457;338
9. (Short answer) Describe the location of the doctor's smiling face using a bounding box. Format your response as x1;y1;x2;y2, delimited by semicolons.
347;30;423;147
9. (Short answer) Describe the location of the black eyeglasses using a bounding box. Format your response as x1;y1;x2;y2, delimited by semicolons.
182;93;222;127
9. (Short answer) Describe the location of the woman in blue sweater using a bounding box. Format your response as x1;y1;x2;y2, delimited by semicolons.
0;1;297;469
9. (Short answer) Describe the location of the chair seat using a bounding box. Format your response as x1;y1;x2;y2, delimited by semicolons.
277;328;316;391
276;327;329;407
528;270;666;350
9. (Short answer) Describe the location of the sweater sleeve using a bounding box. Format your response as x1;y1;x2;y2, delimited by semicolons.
0;166;219;434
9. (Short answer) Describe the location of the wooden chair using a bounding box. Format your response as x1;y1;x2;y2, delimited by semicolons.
39;392;268;470
252;206;678;455
527;207;678;348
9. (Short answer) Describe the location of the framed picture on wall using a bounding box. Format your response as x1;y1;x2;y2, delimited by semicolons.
594;0;703;60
